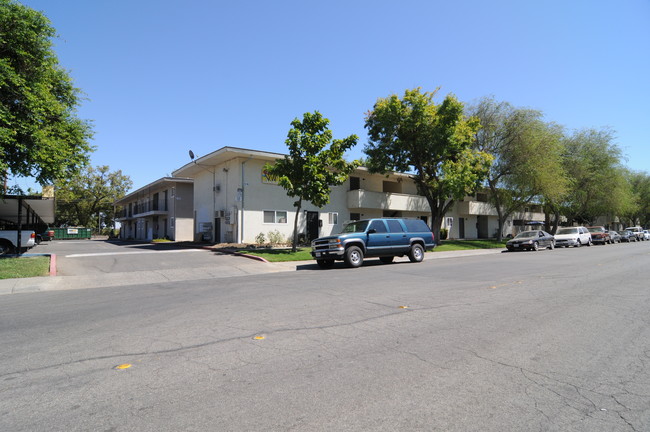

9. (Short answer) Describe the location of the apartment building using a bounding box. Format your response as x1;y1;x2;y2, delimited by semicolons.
114;177;194;241
171;146;543;244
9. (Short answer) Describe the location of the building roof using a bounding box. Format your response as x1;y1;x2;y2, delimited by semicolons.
171;146;415;181
0;195;56;225
172;146;287;178
114;177;193;205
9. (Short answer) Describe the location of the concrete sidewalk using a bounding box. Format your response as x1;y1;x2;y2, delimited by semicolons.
0;248;504;295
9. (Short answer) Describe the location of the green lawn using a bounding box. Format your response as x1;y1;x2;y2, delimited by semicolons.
433;239;507;252
236;240;507;262
0;256;50;279
236;247;313;262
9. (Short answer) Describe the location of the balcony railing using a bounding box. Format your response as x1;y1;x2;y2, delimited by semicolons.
456;200;545;220
116;200;168;219
347;189;429;212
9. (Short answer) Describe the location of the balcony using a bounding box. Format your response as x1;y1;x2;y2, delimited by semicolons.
133;199;168;217
456;200;546;220
115;208;134;221
347;189;429;212
456;201;498;216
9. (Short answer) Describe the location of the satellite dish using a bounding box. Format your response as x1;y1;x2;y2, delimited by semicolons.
189;150;195;160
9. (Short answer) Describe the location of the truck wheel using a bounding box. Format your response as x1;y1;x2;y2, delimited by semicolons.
344;246;364;268
316;259;334;269
0;240;14;256
408;244;424;262
380;256;394;264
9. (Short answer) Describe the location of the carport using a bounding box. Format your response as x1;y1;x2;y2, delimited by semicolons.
1;194;56;252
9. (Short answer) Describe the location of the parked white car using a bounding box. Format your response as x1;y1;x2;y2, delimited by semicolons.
643;230;650;241
625;226;645;241
554;226;592;248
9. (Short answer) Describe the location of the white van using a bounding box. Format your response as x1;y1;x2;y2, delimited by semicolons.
554;226;592;248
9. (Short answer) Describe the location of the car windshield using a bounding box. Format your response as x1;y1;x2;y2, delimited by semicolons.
557;227;578;235
340;220;369;233
515;231;537;239
587;227;602;233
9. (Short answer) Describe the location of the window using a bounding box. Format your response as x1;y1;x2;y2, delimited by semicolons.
349;176;360;190
263;210;288;224
386;219;404;232
328;212;338;225
368;220;388;233
350;213;361;221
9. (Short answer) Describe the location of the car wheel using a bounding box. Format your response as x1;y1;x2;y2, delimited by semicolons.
0;240;14;256
532;242;539;251
344;246;364;268
548;241;554;250
316;259;335;269
587;238;592;246
379;256;394;264
408;244;425;262
575;240;581;248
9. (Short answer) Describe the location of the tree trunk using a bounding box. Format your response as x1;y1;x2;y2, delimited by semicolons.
291;199;302;253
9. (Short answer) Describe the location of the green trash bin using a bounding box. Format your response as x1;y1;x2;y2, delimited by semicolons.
52;227;92;240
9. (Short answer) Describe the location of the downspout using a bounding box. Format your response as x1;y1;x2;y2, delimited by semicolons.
240;156;253;243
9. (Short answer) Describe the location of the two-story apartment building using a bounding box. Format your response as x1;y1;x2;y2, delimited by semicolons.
114;177;194;241
171;147;434;244
171;146;541;244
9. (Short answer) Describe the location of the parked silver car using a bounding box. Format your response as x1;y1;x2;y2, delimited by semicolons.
608;230;622;243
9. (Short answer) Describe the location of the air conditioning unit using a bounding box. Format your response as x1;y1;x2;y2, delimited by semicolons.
215;210;225;218
213;184;221;193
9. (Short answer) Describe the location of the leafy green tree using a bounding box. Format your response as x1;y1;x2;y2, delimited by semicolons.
469;97;567;239
364;87;492;241
623;170;650;227
55;165;132;230
558;128;628;225
0;0;94;191
264;112;359;251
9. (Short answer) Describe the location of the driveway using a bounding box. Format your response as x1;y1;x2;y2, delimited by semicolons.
3;239;296;294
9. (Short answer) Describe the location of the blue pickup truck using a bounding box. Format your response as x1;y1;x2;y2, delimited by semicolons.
311;218;436;268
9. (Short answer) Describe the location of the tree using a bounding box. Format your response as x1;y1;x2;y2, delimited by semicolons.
469;97;567;239
622;170;650;227
558;128;629;225
54;165;132;231
264;112;359;252
0;0;94;191
364;87;492;242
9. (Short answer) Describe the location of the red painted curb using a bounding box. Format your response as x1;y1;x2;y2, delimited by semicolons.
49;253;57;276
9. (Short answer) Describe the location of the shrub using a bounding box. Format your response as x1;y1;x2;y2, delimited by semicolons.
267;230;284;246
255;232;266;245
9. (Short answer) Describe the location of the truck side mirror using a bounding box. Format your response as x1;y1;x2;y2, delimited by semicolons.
367;228;376;234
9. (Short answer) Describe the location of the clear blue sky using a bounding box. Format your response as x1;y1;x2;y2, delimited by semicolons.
13;0;650;192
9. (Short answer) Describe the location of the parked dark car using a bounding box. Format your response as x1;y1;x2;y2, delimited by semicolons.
36;229;55;244
586;226;611;245
506;230;555;251
619;230;636;242
608;230;621;243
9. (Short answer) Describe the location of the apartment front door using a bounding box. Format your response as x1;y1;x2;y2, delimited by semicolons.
458;217;465;239
306;212;319;242
477;215;489;238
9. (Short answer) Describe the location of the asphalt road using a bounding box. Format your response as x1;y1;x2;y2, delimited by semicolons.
1;242;649;431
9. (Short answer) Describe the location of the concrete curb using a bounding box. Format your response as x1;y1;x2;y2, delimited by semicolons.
49;254;57;276
209;248;270;263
